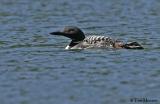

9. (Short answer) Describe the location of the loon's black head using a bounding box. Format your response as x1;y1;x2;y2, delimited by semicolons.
50;26;85;42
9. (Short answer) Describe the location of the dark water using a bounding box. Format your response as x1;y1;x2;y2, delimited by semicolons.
0;0;160;104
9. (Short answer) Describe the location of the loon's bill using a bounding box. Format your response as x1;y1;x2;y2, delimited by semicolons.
50;26;144;50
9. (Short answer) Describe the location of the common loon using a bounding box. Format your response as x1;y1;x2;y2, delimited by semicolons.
50;26;143;49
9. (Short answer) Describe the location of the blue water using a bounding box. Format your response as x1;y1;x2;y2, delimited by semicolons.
0;0;160;104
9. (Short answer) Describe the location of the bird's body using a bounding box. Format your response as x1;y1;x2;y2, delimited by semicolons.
50;26;143;50
65;35;115;49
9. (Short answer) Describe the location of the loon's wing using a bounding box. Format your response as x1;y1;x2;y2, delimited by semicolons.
70;36;117;49
83;35;115;47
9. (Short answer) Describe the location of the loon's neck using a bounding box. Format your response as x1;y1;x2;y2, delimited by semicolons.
69;40;79;47
65;40;82;49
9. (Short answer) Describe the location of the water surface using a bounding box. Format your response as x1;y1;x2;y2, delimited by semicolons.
0;0;160;104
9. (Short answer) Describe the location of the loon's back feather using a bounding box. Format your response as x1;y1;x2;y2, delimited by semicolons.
84;35;114;45
69;35;115;49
